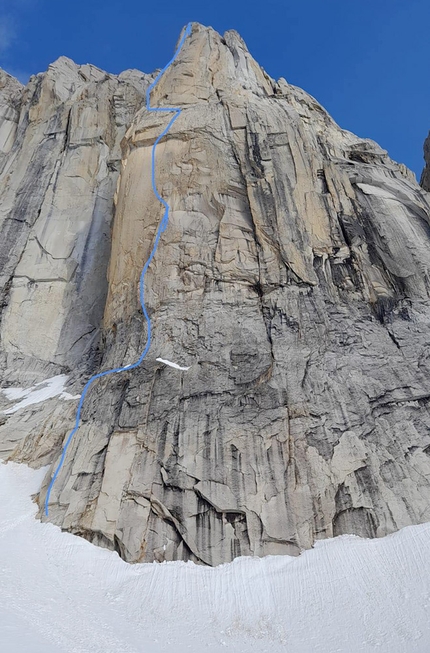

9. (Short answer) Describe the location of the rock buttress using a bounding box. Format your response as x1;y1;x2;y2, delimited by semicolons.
1;24;430;565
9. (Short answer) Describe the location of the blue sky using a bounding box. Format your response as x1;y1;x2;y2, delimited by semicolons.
0;0;429;178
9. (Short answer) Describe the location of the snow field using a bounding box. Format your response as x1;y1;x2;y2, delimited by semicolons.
1;461;430;652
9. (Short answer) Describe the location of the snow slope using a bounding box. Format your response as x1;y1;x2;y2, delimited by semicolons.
1;375;80;414
0;461;429;653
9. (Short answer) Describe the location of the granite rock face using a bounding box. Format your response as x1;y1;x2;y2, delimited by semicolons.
421;132;430;192
1;24;430;565
0;58;151;459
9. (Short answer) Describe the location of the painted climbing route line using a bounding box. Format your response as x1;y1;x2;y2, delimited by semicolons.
44;22;192;515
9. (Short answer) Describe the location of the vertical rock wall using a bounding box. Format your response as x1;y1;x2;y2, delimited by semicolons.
1;24;430;565
0;59;150;458
421;132;430;191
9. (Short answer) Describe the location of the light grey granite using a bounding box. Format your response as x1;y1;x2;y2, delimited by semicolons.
1;24;430;566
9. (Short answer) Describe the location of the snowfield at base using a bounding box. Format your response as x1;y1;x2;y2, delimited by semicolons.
1;375;80;414
0;463;429;653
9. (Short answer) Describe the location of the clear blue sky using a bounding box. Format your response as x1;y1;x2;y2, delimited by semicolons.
0;0;429;178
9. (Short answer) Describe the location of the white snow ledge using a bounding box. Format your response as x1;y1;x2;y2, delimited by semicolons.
156;357;190;371
1;374;80;414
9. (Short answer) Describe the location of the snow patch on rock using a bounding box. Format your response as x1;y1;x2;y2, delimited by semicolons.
156;357;190;371
1;375;80;414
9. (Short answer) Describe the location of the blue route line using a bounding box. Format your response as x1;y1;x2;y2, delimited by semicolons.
44;23;192;516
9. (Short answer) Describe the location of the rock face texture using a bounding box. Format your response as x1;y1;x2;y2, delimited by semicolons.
421;132;430;192
1;23;430;565
0;60;151;457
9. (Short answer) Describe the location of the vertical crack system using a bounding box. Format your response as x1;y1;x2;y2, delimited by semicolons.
44;23;193;515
